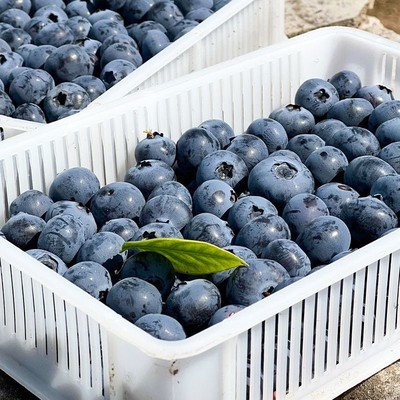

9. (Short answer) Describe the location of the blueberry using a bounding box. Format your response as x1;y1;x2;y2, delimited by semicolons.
0;50;23;85
37;213;86;263
269;149;302;162
65;1;92;18
328;70;362;99
100;42;142;69
269;104;315;139
340;196;398;246
87;9;124;25
225;258;289;306
131;222;183;241
1;212;45;250
134;131;176;167
310;118;347;145
197;118;234;148
286;133;325;163
126;20;167;44
330;126;380;161
0;89;15;116
89;19;128;42
370;174;400;215
146;1;184;31
99;218;139;241
186;7;214;22
282;193;329;239
33;5;68;23
120;251;176;299
76;231;127;278
26;248;68;275
106;277;162;323
63;261;112;301
99;33;138;56
0;27;31;50
0;8;31;29
23;44;55;68
135;313;186;340
9;68;54;105
140;29;170;61
12;102;46;122
124;159;176;199
0;37;11;52
196;150;248;189
368;100;400;133
261;238;311;277
44;44;93;82
45;200;97;240
31;0;66;14
148;181;192;210
304;145;349;185
209;245;255;292
42;82;91;121
193;179;236;218
49;166;100;206
139;194;192;230
175;0;213;14
314;182;360;218
355;84;394;108
296;215;351;266
375;117;400;147
379;142;400;173
121;0;154;25
294;78;340;118
326;98;374;127
208;304;245;326
227;195;278;233
182;212;234;247
225;133;269;171
72;75;106;101
24;16;52;41
91;0;127;12
66;15;91;40
34;22;75;47
167;18;198;41
176;127;220;174
89;181;145;227
343;155;396;195
165;278;221;333
245;117;288;153
0;1;31;14
10;189;53;217
248;155;314;209
99;59;136;89
234;214;291;257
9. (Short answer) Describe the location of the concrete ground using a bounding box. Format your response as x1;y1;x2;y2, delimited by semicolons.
1;1;400;400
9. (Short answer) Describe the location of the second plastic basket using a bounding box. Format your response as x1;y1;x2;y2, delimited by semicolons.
0;27;400;400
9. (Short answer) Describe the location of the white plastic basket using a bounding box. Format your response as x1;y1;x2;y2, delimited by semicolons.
0;27;400;400
0;116;42;140
0;0;286;133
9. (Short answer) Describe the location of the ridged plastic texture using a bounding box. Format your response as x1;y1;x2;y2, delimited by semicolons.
0;28;400;400
0;0;286;137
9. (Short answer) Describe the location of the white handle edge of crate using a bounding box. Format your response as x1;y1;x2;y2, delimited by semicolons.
2;226;400;361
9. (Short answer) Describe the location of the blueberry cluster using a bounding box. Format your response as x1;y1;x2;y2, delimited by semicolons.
0;0;229;123
2;70;400;340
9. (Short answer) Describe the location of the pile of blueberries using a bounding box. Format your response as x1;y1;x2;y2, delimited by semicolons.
2;69;400;341
0;0;230;123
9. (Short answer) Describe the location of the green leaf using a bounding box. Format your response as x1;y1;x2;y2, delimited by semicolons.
121;238;248;275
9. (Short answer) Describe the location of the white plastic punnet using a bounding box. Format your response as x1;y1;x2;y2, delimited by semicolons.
0;28;400;400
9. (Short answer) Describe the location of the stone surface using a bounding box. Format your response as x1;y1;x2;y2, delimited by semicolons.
285;0;371;36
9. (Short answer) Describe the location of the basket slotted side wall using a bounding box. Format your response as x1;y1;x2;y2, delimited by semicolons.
0;28;399;399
